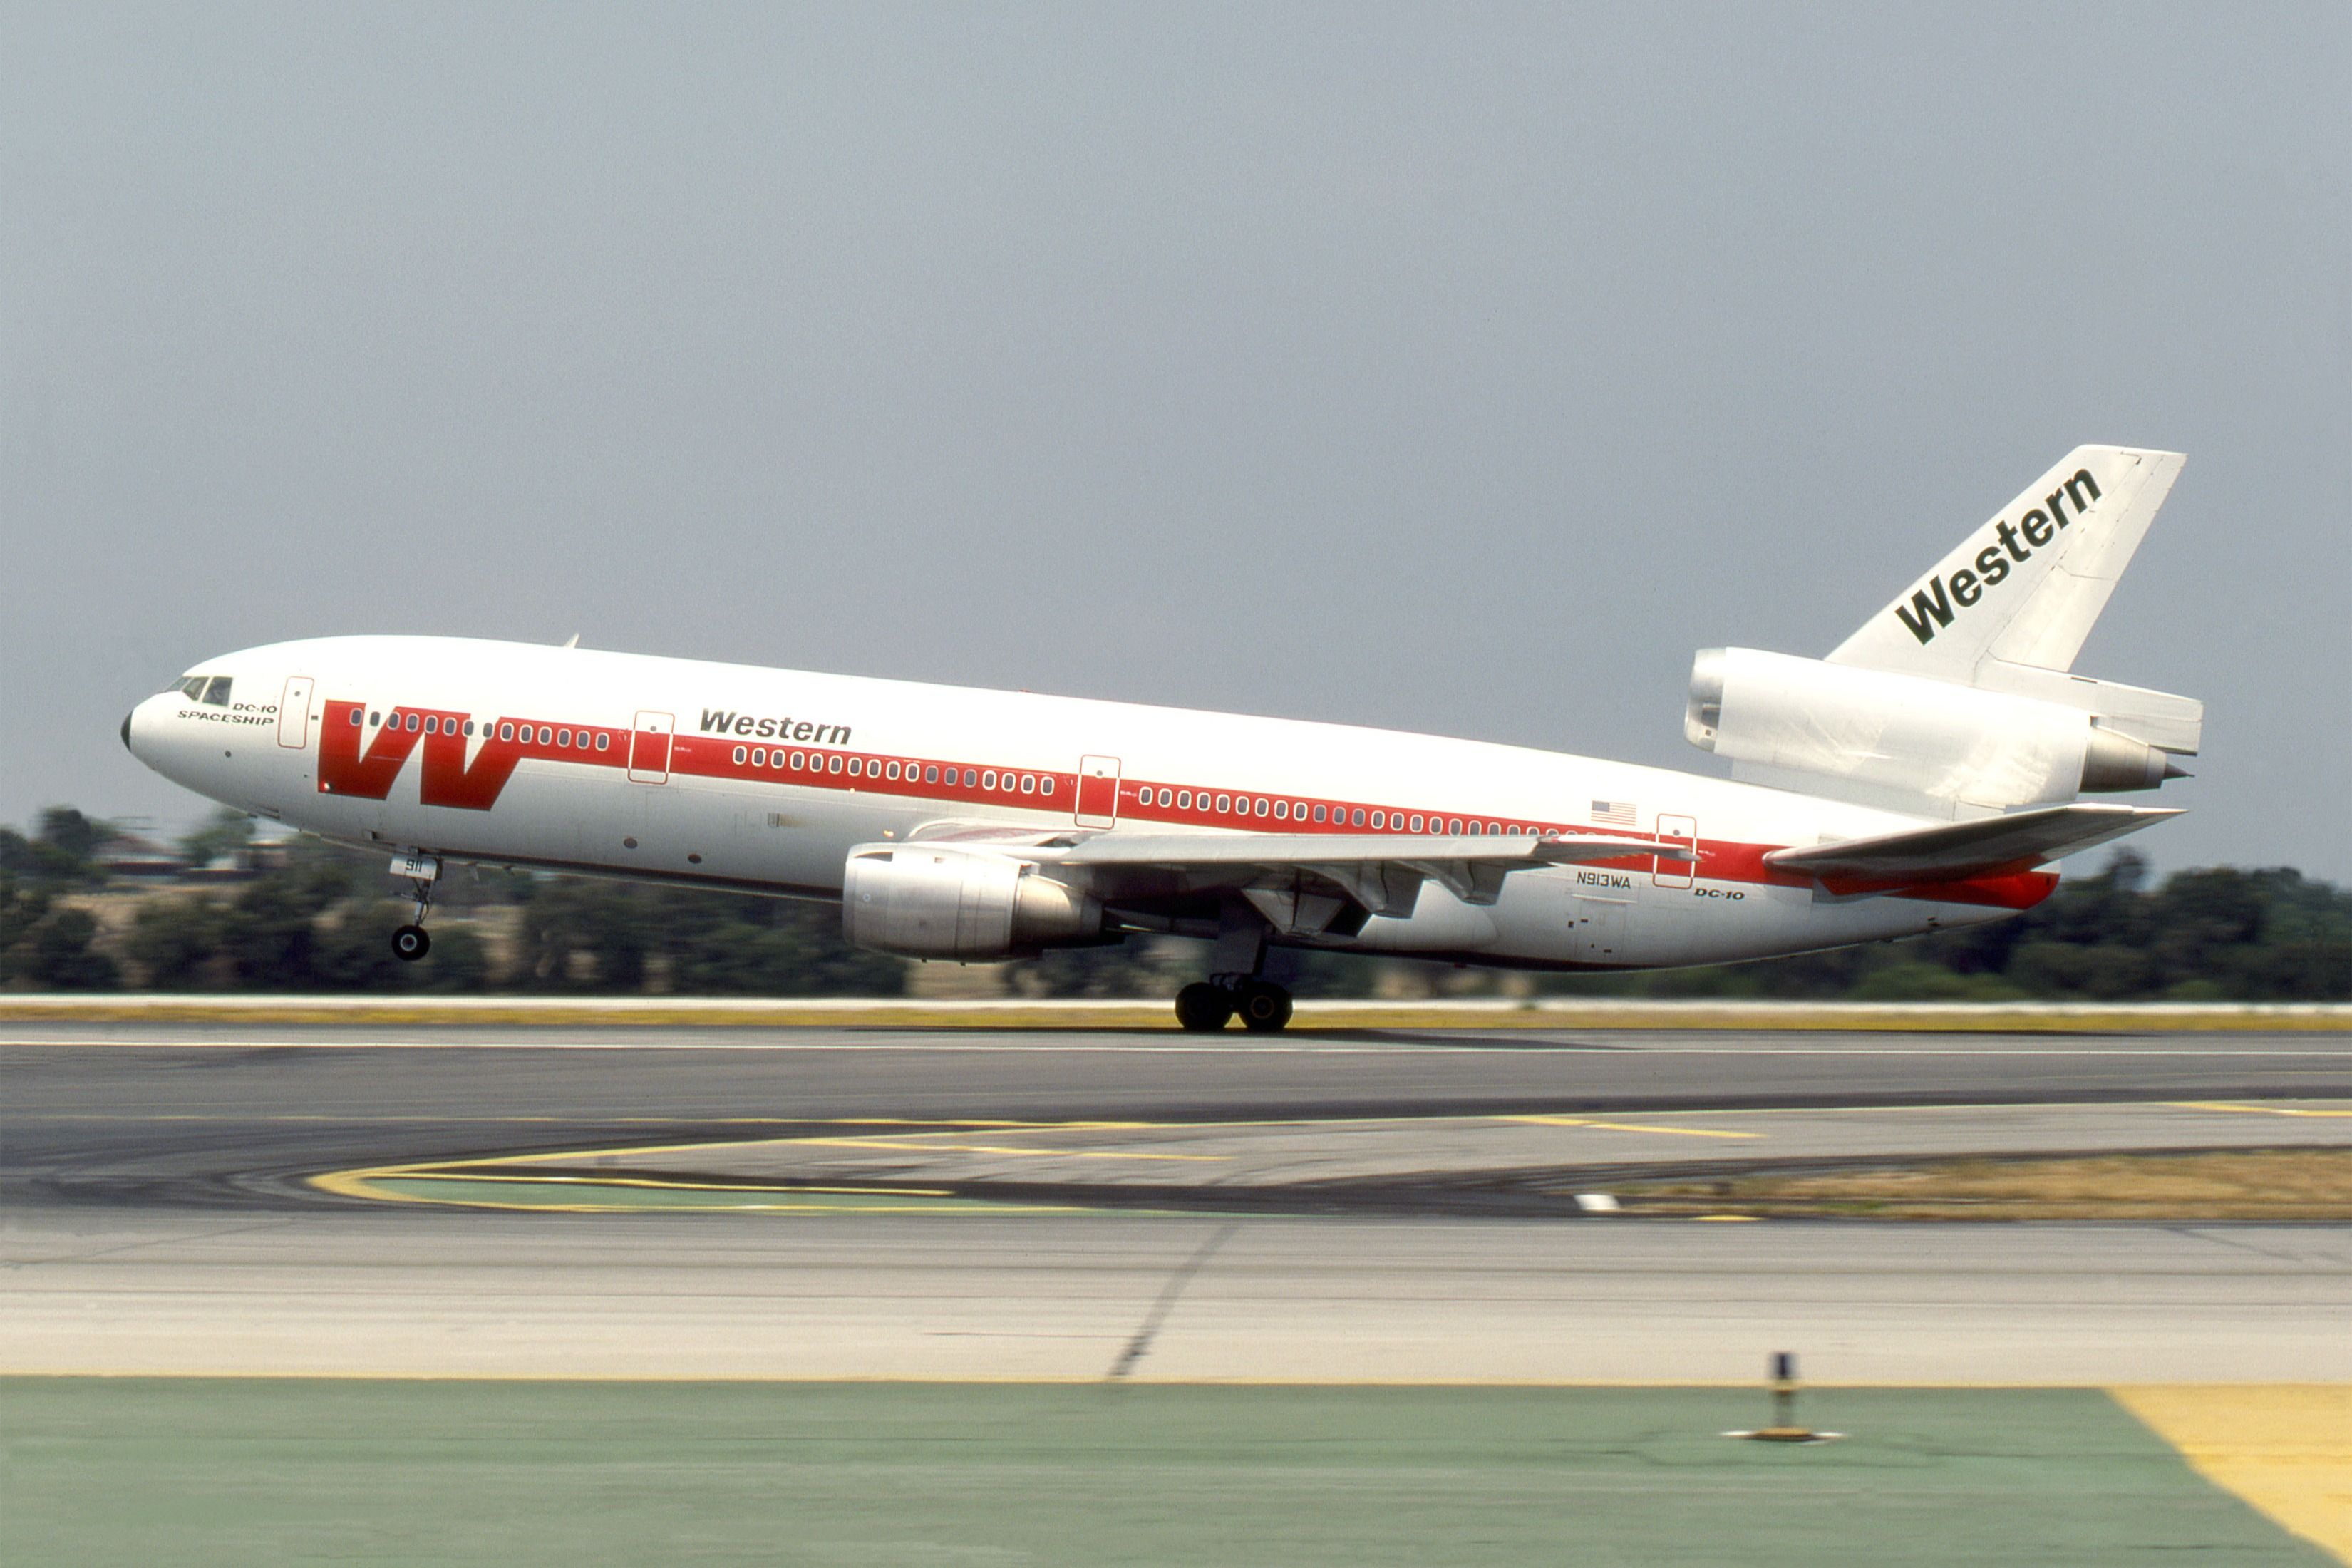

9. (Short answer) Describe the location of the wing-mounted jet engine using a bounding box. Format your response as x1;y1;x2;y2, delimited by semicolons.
1686;445;2200;822
842;842;1109;960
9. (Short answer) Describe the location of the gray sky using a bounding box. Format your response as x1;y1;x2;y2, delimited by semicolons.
4;4;2347;878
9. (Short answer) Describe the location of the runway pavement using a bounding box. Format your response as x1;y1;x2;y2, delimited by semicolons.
12;1023;2352;1209
7;1022;2352;1384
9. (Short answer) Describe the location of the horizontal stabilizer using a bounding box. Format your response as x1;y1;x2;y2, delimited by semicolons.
1764;803;2180;884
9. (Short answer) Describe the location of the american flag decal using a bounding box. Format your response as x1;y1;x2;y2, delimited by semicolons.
1592;800;1636;827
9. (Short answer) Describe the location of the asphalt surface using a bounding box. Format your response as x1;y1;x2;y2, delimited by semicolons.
10;1024;2352;1211
9;1023;2352;1383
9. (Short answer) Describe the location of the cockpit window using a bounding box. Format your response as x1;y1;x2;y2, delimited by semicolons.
169;676;206;698
200;676;233;707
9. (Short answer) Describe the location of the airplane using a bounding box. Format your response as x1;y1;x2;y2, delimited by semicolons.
123;445;2199;1031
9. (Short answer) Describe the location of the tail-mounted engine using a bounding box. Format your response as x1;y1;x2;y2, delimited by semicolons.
842;842;1108;960
1686;648;2194;814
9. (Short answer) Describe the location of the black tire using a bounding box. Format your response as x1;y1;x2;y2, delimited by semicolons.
1236;981;1293;1033
1173;982;1234;1032
391;924;431;962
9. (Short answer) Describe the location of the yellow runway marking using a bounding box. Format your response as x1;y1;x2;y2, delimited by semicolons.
2113;1386;2352;1564
2170;1101;2352;1119
1503;1114;1760;1140
394;1173;959;1197
796;1136;1222;1161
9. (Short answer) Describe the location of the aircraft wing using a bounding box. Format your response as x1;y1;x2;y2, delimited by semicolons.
1763;803;2180;884
1027;830;1679;918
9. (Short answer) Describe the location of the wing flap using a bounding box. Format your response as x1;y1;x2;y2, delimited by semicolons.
1764;803;2180;883
1034;831;1684;919
1041;831;1677;869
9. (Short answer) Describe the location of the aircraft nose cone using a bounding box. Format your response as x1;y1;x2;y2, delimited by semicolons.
121;711;133;751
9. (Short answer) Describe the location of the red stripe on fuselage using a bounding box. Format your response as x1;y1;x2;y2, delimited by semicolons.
314;698;2056;912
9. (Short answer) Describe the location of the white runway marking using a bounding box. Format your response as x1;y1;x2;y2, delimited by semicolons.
5;1033;2351;1056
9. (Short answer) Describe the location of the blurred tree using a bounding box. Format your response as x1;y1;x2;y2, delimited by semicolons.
20;907;120;989
177;806;255;872
123;896;226;989
3;808;2343;1000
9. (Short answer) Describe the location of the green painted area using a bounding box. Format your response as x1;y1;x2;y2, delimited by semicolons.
1;1381;2331;1567
359;1175;1085;1214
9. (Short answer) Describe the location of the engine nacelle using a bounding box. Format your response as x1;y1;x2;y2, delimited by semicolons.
842;843;1107;960
1686;648;2184;812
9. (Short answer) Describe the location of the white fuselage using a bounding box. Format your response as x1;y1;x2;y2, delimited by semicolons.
124;635;2049;971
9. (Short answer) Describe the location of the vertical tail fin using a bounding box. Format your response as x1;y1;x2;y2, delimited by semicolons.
1827;446;2185;681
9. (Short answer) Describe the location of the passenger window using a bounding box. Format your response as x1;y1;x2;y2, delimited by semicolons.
1216;794;1231;813
1449;818;1463;835
1274;800;1289;820
1021;774;1036;793
982;770;996;790
850;758;865;776
369;711;381;726
790;752;804;768
732;746;746;764
425;716;440;735
201;676;232;706
753;748;767;767
924;764;938;783
1410;815;1424;832
1314;805;1327;823
1040;777;1053;795
536;726;550;744
1254;798;1268;817
497;723;511;741
461;720;474;737
829;755;842;773
1351;808;1366;827
558;728;572;746
597;733;609;751
349;710;362;726
406;713;420;731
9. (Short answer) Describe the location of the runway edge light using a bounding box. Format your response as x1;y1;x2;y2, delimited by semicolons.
1725;1351;1844;1444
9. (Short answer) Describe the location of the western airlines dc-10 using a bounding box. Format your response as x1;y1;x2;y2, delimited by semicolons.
124;446;2198;1031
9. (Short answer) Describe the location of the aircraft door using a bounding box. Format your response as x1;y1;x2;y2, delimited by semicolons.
1654;813;1696;889
1573;894;1633;964
276;676;315;750
629;711;674;783
1076;755;1121;827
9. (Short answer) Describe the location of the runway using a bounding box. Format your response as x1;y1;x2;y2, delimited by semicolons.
7;1022;2352;1383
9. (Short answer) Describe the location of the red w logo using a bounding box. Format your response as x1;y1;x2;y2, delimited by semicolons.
318;701;526;810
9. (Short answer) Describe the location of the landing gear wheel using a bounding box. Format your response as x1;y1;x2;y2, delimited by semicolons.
1235;981;1293;1033
391;924;431;962
1174;982;1234;1033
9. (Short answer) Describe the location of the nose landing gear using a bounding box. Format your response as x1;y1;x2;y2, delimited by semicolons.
389;851;440;963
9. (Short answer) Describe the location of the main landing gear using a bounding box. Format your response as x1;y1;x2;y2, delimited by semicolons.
1175;907;1291;1031
1175;979;1293;1033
